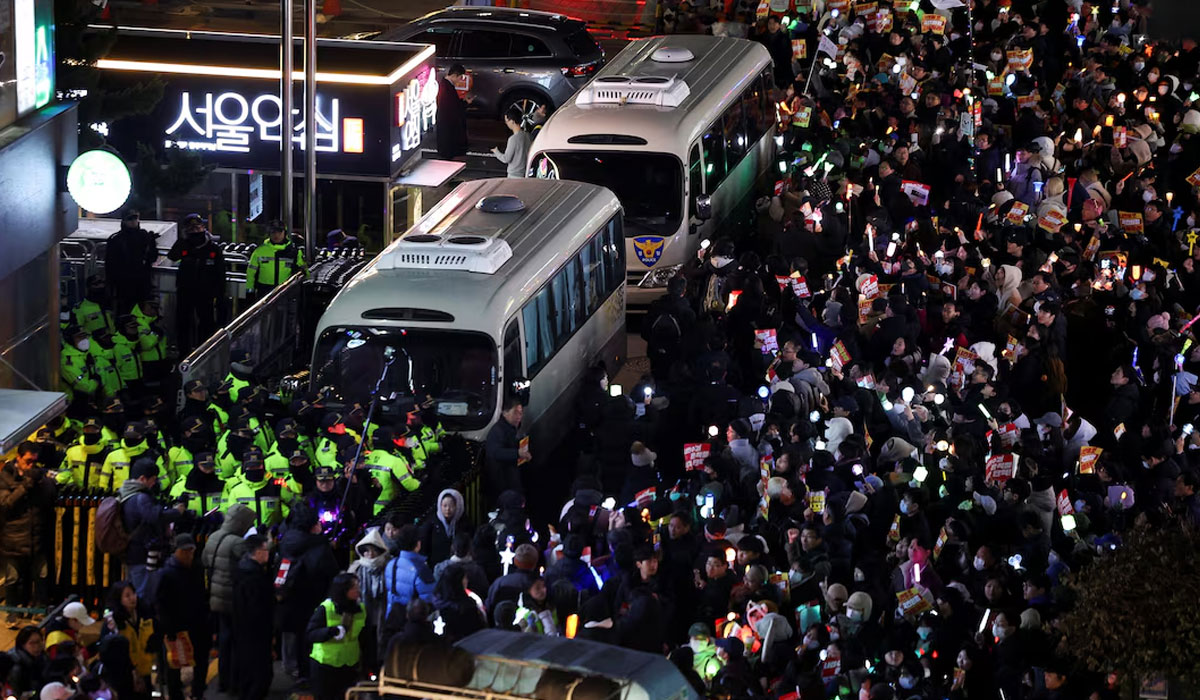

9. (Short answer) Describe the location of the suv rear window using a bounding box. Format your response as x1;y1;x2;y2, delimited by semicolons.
563;28;601;60
511;35;551;57
459;29;511;59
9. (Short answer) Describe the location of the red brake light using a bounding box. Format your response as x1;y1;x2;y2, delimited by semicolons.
561;62;598;78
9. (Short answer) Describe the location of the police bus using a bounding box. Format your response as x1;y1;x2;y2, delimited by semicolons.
526;34;775;309
310;178;626;450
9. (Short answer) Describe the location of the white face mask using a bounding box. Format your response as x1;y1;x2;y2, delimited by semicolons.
845;608;862;620
992;623;1009;640
1143;189;1156;203
711;255;734;268
899;675;917;689
76;339;91;352
899;500;911;515
689;638;706;653
973;556;986;571
600;376;609;391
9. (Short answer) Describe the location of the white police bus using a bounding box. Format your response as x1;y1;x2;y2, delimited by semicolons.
310;178;625;447
527;34;775;309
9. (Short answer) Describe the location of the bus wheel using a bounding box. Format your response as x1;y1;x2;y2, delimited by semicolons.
503;92;550;130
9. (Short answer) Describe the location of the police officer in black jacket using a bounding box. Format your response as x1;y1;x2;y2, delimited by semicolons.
167;214;226;355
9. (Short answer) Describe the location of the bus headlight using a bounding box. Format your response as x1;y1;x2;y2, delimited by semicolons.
638;264;684;288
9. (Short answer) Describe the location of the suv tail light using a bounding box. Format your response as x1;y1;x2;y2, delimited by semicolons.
561;61;599;78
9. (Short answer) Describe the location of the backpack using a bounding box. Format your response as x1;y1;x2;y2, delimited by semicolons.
96;497;130;555
648;310;682;347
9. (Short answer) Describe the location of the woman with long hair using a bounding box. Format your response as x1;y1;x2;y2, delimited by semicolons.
306;573;366;700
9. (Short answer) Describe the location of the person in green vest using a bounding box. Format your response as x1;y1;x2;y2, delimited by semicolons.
72;276;115;335
60;326;101;407
131;298;169;382
265;419;311;497
225;448;286;528
58;417;113;489
168;415;211;487
306;572;365;700
101;421;163;492
169;451;227;516
363;426;421;516
687;622;725;684
87;327;124;399
216;417;257;480
514;577;559;635
112;314;146;396
245;220;306;302
315;412;356;471
224;353;254;404
98;397;127;452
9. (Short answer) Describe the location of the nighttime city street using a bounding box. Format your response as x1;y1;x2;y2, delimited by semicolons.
4;0;1200;698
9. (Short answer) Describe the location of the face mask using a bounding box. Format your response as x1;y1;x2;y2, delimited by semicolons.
899;500;910;515
845;608;862;621
1148;72;1160;83
992;623;1009;640
83;432;101;445
1143;190;1156;203
973;556;986;571
805;638;820;649
1142;460;1152;470
991;52;1003;61
917;626;933;640
899;676;916;690
829;628;841;641
689;639;705;653
76;339;91;352
711;255;734;268
92;690;113;700
600;376;609;391
277;437;298;455
1130;288;1147;301
244;467;265;483
1134;62;1145;72
937;262;954;276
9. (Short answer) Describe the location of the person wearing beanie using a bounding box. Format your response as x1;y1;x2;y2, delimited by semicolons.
619;442;660;506
686;622;724;684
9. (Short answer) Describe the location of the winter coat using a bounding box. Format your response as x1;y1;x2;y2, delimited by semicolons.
434;595;485;643
5;647;46;696
384;550;435;616
419;488;467;567
231;553;275;694
200;504;256;614
154;554;210;637
348;528;392;643
0;464;54;557
276;527;339;633
119;478;174;566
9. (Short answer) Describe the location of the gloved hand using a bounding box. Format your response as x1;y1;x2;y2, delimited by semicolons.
333;625;346;641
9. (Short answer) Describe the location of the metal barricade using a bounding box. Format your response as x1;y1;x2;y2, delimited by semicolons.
175;273;305;406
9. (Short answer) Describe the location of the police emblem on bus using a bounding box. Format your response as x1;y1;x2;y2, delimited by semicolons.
632;236;666;267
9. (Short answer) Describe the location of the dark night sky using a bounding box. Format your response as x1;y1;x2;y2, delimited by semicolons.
1149;0;1200;41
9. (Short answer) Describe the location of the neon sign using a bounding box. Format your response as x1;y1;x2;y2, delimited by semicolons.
391;67;437;162
163;90;360;155
15;0;55;116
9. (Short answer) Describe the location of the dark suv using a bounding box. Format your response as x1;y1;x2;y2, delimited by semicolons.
380;7;605;125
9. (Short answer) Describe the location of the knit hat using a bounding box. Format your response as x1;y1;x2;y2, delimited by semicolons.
823;300;844;326
715;637;745;658
845;490;869;514
847;591;874;619
970;341;998;374
1020;608;1042;629
630;441;657;467
879;437;916;463
40;683;73;700
730;418;753;440
922;353;952;385
771;379;795;394
688;622;712;639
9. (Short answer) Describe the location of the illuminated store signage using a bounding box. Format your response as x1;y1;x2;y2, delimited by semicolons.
163;91;361;155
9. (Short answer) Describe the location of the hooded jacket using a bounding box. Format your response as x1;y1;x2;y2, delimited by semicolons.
348;527;392;639
0;463;54;558
200;504;256;614
118;479;176;565
420;488;466;567
276;526;338;632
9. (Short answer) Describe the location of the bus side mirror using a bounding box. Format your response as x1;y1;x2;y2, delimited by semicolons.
695;194;713;221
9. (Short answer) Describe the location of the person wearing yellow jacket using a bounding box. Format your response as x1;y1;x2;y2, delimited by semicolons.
72;277;115;335
60;326;100;405
131;298;168;383
87;329;124;399
104;580;156;695
101;422;163;492
245;222;306;301
59;418;113;489
112;315;146;395
363;427;421;515
306;572;365;700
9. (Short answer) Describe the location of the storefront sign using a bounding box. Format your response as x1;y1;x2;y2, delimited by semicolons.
67;150;131;214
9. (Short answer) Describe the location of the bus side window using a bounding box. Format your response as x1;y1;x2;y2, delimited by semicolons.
579;235;603;313
503;318;523;389
742;82;764;145
522;287;554;377
702;122;726;191
723;99;747;169
688;144;704;217
603;217;622;294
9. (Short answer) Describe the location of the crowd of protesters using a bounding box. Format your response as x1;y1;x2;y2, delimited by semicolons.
6;0;1200;699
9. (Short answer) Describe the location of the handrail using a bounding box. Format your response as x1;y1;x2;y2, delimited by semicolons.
177;273;305;375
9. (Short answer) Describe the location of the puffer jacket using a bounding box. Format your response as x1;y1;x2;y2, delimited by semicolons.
419;488;466;567
200;504;256;614
385;549;435;616
0;464;55;558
